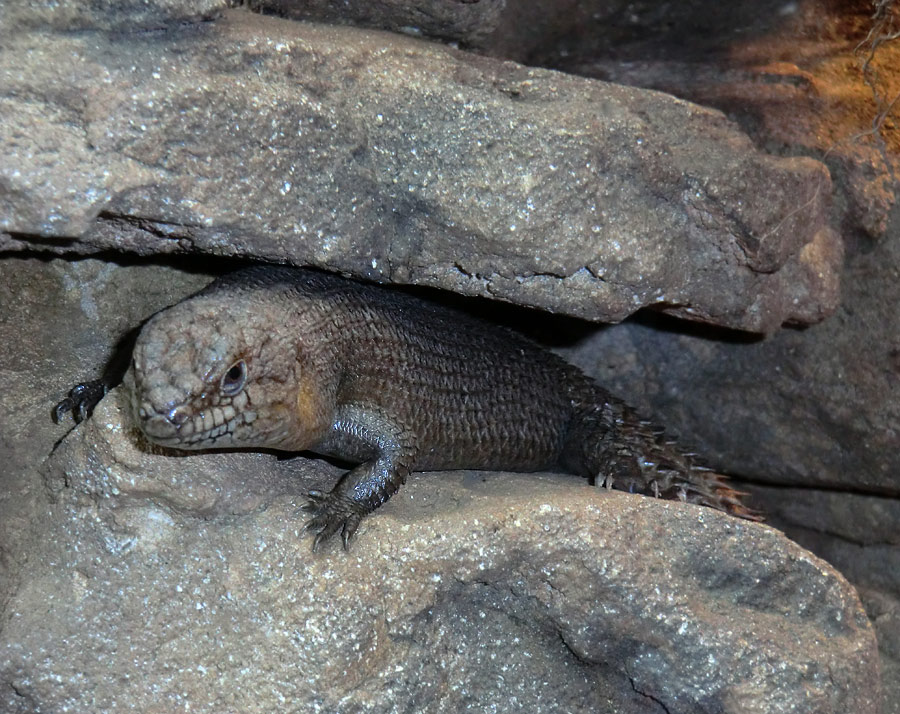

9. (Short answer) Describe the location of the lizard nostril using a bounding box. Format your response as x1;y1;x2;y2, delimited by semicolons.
167;406;189;427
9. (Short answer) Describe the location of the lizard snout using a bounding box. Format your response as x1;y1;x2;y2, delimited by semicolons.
137;403;191;442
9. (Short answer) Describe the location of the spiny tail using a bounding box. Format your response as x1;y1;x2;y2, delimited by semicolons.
562;391;762;521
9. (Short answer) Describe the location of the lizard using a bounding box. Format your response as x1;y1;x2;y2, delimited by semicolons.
54;265;760;549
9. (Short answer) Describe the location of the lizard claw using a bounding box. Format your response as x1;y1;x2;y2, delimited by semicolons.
303;489;365;551
53;380;108;424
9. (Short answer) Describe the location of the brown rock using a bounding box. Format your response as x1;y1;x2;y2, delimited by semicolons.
0;258;212;611
0;0;228;32
2;387;880;714
552;0;900;242
0;1;893;707
0;10;838;332
556;155;900;711
0;256;883;713
255;0;508;48
560;212;900;496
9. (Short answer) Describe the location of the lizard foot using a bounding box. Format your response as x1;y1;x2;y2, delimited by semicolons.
53;380;108;424
301;489;366;551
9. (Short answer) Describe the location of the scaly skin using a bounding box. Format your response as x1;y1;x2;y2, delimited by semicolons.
56;266;760;549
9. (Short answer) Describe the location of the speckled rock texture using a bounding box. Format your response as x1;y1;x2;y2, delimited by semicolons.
555;210;900;714
0;9;839;332
528;4;900;707
540;1;900;245
560;226;900;497
254;0;509;48
0;0;227;32
253;1;900;246
0;257;884;714
254;0;816;71
1;0;897;711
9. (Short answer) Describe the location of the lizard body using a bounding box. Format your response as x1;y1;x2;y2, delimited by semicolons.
57;266;758;548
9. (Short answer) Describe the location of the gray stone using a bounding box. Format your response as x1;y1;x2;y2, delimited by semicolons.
554;157;900;714
771;505;900;714
0;256;882;713
0;10;838;332
0;258;212;611
748;482;900;707
1;387;880;714
0;0;228;32
545;1;900;244
558;202;900;497
255;0;508;48
254;0;801;69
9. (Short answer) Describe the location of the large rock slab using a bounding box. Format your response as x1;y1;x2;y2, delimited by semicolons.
0;256;881;713
0;0;227;32
555;0;900;243
253;0;803;69
552;129;900;711
256;0;509;48
560;204;900;497
0;10;838;332
0;382;880;714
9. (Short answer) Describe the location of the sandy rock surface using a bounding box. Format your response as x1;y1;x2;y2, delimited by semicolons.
1;10;838;332
1;0;898;710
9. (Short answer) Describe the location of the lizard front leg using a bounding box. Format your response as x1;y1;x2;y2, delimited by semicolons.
303;406;418;551
52;325;143;424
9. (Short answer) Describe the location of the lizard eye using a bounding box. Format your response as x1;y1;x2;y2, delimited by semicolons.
221;360;246;397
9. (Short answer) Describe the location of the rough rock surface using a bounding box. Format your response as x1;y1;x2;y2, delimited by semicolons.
284;0;899;247
479;5;899;705
0;259;213;614
559;214;900;496
4;391;882;712
255;0;509;48
0;257;883;713
0;0;227;32
556;207;900;712
541;0;900;245
0;9;839;332
1;1;896;710
255;0;809;70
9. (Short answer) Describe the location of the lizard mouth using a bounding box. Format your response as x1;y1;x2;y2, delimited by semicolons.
137;402;238;449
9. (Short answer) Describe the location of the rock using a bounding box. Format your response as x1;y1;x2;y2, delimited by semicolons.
749;488;900;549
558;203;900;496
255;0;508;48
299;1;891;248
552;127;900;713
0;258;212;610
0;10;838;332
551;0;900;242
0;0;228;32
0;381;879;713
516;8;900;705
254;0;804;70
747;482;900;701
0;256;883;713
759;485;900;714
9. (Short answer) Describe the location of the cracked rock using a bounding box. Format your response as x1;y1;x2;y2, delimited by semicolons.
3;385;881;714
0;9;839;332
0;256;883;714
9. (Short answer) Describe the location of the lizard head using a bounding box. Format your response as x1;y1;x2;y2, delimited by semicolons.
130;291;333;452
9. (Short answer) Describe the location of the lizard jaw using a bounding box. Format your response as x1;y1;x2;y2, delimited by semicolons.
137;401;240;449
